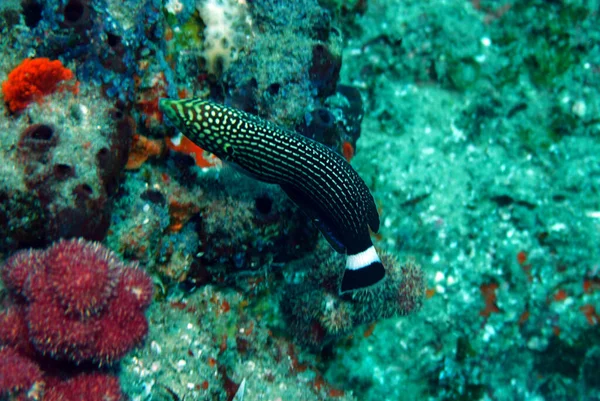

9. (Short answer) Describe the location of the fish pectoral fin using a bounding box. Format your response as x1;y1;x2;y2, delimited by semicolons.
313;217;346;253
280;184;346;253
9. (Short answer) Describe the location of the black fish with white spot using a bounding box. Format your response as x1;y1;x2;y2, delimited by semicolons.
159;98;385;293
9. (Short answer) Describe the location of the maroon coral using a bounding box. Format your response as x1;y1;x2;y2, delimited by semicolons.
46;239;120;316
394;259;425;315
0;238;153;365
1;249;45;297
0;306;34;356
44;373;124;401
0;347;43;397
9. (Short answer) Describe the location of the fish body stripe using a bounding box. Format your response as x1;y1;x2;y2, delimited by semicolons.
346;246;380;271
341;260;386;292
160;99;379;244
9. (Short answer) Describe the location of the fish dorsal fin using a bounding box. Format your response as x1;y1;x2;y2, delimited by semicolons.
280;184;346;253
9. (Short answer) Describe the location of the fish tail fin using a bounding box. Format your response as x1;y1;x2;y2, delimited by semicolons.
340;246;386;294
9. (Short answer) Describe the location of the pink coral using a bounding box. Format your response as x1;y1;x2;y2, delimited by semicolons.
0;238;153;364
0;349;123;401
0;306;34;356
1;249;45;298
0;347;43;397
46;239;120;316
27;299;99;362
44;373;124;401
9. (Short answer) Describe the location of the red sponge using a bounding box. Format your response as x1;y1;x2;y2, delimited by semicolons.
1;58;78;113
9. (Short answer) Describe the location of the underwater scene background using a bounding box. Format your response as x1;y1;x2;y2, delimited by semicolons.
0;0;599;400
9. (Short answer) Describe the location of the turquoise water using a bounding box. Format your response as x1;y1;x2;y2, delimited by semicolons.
1;1;599;400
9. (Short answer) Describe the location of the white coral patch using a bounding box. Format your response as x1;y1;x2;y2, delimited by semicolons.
196;0;252;74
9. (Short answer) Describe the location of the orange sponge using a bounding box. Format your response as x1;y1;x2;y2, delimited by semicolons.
2;58;78;113
165;133;219;168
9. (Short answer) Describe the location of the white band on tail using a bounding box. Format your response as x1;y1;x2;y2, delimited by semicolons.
345;246;380;271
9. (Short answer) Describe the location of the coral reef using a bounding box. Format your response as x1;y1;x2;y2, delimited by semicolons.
16;0;158;105
0;0;21;15
0;1;415;400
299;84;365;159
320;1;600;399
223;0;340;127
0;85;132;251
120;284;355;401
197;174;318;281
0;238;151;400
1;0;597;400
281;241;425;347
107;161;317;290
106;163;193;277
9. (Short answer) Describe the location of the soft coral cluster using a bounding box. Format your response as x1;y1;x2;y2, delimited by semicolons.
0;238;153;400
1;238;153;364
